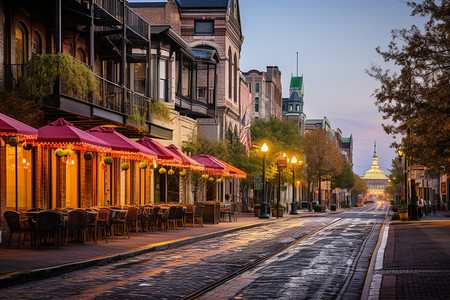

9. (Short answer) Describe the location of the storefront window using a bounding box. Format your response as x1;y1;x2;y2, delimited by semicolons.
6;145;33;211
65;152;79;208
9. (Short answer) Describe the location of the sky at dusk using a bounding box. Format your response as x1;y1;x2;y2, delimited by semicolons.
131;0;426;176
238;0;425;176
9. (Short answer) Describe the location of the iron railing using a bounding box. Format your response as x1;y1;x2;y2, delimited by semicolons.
94;0;124;22
126;6;149;40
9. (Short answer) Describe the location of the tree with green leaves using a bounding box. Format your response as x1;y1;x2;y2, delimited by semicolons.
304;129;344;205
332;162;355;190
351;174;368;204
366;0;450;173
250;117;304;204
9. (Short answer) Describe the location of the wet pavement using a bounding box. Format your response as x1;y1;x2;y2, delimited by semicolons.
0;204;389;299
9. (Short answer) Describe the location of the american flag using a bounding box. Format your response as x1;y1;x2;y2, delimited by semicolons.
240;110;251;156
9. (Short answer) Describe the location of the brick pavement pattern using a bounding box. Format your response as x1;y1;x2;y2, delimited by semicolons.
380;219;450;300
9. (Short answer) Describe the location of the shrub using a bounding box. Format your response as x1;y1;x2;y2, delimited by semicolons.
313;205;323;212
83;151;93;160
330;205;336;211
391;212;400;220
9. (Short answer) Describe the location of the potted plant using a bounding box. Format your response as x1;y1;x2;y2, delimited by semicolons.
254;203;261;217
330;204;336;211
398;198;408;221
272;203;285;217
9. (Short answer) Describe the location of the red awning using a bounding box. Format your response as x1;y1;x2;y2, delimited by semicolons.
191;154;246;178
166;144;204;170
86;126;156;161
0;112;38;140
137;137;182;166
37;118;110;152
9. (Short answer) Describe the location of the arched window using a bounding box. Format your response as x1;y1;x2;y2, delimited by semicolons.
255;83;260;93
15;23;28;79
228;48;232;100
233;53;238;103
15;23;27;65
31;31;42;55
76;48;87;64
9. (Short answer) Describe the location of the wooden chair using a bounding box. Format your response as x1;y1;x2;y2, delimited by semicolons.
4;211;32;248
148;206;160;233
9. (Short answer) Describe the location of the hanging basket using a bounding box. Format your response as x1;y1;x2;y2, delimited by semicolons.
22;142;33;151
202;174;209;179
84;151;94;161
159;167;167;174
216;177;223;183
55;148;65;157
63;149;74;157
208;177;214;181
139;161;148;169
168;168;175;176
121;162;130;171
104;156;113;165
7;136;19;147
179;170;186;177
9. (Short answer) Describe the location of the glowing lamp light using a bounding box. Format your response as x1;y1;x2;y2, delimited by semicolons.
291;156;297;164
261;143;269;153
398;149;404;157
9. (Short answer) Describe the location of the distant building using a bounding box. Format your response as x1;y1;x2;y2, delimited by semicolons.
305;116;333;136
242;66;282;120
363;143;389;196
341;135;353;165
282;76;306;132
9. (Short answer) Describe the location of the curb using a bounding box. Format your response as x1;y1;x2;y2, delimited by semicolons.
0;214;323;288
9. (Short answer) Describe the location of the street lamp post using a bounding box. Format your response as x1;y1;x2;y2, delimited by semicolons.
398;149;415;219
259;143;270;219
290;156;298;215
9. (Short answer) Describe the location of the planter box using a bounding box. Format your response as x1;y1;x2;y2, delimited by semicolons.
254;208;261;217
399;208;408;221
271;208;284;217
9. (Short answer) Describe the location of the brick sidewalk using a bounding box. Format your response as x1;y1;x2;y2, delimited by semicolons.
378;213;450;299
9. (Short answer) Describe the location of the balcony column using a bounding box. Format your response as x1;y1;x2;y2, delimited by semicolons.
121;3;127;117
55;0;61;53
145;41;151;98
89;0;95;70
55;0;61;106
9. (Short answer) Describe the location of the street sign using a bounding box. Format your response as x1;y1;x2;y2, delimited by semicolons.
277;157;288;168
254;175;262;190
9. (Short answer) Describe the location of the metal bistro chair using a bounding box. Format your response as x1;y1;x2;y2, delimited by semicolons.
4;211;32;248
35;211;62;249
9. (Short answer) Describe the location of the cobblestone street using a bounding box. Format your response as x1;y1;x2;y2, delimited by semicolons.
0;205;388;299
